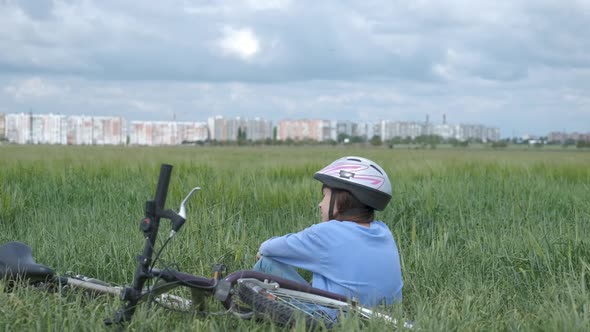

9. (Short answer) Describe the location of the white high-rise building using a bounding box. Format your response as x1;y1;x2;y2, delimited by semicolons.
6;113;31;144
353;122;374;140
6;113;67;144
208;116;272;142
67;116;93;145
208;116;238;141
130;121;207;145
380;120;425;140
66;116;126;145
244;118;273;141
277;119;335;142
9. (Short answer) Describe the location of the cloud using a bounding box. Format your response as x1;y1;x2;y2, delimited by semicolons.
218;26;260;60
245;0;291;11
3;77;66;100
14;0;54;20
4;0;587;84
127;99;167;114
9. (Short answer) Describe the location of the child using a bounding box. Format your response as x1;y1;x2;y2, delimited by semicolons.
255;156;403;306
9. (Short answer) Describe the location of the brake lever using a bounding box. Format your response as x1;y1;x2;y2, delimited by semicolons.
178;187;201;219
167;187;201;239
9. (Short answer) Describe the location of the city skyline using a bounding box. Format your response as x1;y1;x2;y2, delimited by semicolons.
2;112;503;145
1;1;589;137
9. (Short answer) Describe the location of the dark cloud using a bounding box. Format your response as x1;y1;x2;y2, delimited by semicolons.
15;0;54;20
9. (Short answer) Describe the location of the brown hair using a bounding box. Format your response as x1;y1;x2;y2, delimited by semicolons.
323;184;375;223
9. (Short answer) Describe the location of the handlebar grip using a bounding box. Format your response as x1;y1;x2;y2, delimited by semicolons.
160;209;186;233
154;164;173;211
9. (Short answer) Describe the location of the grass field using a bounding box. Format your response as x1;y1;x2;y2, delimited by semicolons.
1;145;589;331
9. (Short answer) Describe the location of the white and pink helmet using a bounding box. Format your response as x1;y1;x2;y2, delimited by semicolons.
313;156;392;211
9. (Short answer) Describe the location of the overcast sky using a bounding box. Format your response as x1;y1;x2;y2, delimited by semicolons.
1;0;589;137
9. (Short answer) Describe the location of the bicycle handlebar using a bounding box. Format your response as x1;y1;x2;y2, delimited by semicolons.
154;164;172;212
107;163;175;325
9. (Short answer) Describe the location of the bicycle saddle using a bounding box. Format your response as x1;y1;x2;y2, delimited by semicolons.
0;241;55;282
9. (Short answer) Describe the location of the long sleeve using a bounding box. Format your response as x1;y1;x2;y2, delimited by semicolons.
258;224;325;272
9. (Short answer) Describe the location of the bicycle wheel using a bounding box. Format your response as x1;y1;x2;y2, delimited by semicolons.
237;278;335;329
236;278;411;329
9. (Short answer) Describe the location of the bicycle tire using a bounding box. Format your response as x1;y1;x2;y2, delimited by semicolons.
237;279;335;329
236;278;413;329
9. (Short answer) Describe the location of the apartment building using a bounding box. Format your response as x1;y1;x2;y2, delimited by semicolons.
208;116;272;141
67;116;126;145
277;119;336;142
244;118;273;141
177;121;209;143
129;121;207;145
6;113;67;144
548;131;590;143
432;123;500;142
380;120;425;140
377;120;500;142
208;116;240;141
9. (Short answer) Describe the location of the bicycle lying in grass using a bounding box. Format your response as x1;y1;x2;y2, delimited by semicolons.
0;164;413;329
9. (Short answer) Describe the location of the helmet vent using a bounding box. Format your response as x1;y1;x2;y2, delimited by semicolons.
370;164;383;175
347;158;362;162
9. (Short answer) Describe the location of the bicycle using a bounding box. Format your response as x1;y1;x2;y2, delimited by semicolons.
0;163;412;329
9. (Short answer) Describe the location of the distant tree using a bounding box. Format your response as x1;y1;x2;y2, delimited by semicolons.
386;139;395;149
449;138;469;147
491;141;508;148
237;127;247;146
326;139;338;146
470;138;483;144
415;135;443;145
370;135;382;146
337;133;350;144
349;136;365;144
392;137;403;144
564;138;576;146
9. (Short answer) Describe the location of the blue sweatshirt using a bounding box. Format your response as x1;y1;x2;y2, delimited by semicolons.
258;220;403;306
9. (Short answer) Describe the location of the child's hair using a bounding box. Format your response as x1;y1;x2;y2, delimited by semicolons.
323;184;375;223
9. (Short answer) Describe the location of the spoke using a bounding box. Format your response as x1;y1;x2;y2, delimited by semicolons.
264;290;337;322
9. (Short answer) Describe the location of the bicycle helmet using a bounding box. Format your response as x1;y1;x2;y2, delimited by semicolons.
314;156;392;212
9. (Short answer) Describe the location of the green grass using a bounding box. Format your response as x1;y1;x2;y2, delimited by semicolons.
1;145;589;331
